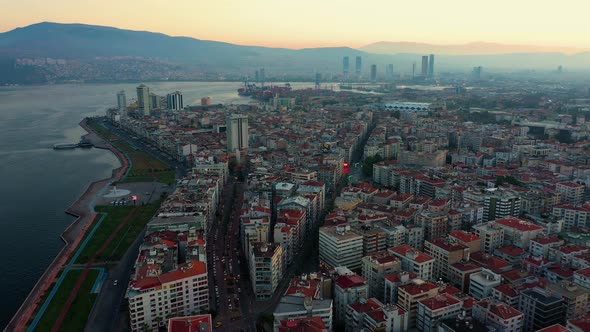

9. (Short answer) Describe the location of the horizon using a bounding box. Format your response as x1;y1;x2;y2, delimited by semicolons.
2;0;590;50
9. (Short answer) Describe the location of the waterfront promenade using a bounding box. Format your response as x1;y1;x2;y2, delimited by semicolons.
5;118;129;332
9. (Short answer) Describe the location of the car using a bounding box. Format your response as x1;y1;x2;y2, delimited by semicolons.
114;280;118;286
215;322;222;328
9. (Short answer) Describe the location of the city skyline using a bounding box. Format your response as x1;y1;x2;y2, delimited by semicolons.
2;0;590;50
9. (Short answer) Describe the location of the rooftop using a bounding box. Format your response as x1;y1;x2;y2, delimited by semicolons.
495;217;543;232
335;274;367;289
167;314;212;332
449;231;480;243
399;279;438;296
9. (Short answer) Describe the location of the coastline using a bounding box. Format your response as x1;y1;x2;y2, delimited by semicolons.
5;118;129;332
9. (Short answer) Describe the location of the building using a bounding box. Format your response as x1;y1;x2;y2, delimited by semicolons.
472;300;524;332
361;252;402;301
473;222;504;253
343;56;350;78
469;269;502;300
424;238;470;280
546;280;590;320
519;288;565;332
334;274;369;323
448;231;481;254
127;261;209;332
383;271;418;304
249;242;283;300
494;217;544;248
556;182;585;205
397;279;440;327
428;54;434;78
370;64;377;82
167;314;212;332
417;293;462;331
567;314;590;332
136;84;151;116
355;56;362;78
346;298;408;332
483;189;521;222
166;91;183;110
276;316;328;332
150;92;161;110
573;267;590;289
421;56;429;77
388;245;435;281
226;114;249;152
529;236;564;258
273;295;333;332
448;261;482;293
319;224;363;270
117;90;126;112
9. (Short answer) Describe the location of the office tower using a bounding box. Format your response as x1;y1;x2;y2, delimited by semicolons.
136;84;150;116
428;54;434;77
149;93;161;110
472;66;483;79
386;64;394;81
166;91;183;110
315;72;321;90
483;189;521;222
421;56;429;77
116;90;126;112
519;288;564;332
355;56;362;78
412;62;416;79
370;64;377;82
343;56;350;78
255;70;259;83
260;67;265;85
226;114;249;152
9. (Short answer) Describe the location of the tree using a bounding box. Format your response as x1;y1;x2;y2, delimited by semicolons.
362;154;383;177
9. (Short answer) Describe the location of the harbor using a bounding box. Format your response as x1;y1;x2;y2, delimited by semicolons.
53;139;94;150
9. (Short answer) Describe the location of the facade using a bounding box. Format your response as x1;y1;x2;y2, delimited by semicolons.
546;281;590;320
226;114;249;152
370;64;377;82
249;242;284;300
448;231;481;254
472;300;524;332
383;271;417;304
166;91;183;110
136;84;151;116
556;182;584;205
494;217;544;248
319;224;363;270
519;288;565;332
483;189;521;222
346;298;408;332
448;261;482;293
428;54;434;77
473;222;505;253
421;56;429;77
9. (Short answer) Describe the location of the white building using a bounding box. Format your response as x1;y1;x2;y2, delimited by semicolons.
227;114;249;152
127;261;209;331
319;224;363;270
136;84;151;116
249;242;283;300
166;91;183;110
388;244;434;281
417;293;463;332
273;295;333;332
117;90;126;112
469;268;502;300
333;274;369;323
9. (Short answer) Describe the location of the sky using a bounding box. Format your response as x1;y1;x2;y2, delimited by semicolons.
2;0;590;50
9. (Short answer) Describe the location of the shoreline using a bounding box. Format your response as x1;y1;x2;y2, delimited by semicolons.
5;118;130;332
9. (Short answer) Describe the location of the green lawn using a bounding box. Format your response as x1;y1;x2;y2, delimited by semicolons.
33;269;99;332
75;202;162;264
86;119;175;185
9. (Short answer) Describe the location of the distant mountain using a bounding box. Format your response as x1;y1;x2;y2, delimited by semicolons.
1;22;590;84
361;41;588;56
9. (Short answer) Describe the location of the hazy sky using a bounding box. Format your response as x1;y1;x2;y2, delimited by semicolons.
2;0;589;49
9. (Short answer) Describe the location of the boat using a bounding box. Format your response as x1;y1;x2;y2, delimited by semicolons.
53;143;78;150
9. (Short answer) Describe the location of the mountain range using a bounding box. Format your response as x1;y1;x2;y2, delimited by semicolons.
1;22;589;84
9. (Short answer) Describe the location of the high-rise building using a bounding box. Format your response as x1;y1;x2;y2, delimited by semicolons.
319;224;363;270
519;288;565;332
483;189;521;222
249;242;284;300
149;92;161;110
355;56;362;78
421;56;429;77
136;84;150;116
166;91;183;110
343;56;350;78
226;114;249;152
370;64;377;82
428;54;435;77
116;90;126;112
259;67;266;84
472;66;483;80
386;64;394;81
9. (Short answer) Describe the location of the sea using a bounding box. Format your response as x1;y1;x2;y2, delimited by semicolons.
0;81;324;328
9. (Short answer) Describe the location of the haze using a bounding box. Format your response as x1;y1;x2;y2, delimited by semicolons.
2;0;590;51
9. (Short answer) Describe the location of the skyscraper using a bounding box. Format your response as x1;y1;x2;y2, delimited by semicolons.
343;56;350;78
386;64;394;81
421;56;429;77
370;64;377;82
136;84;150;116
260;68;265;85
150;93;161;110
117;90;126;112
166;91;183;110
428;54;434;77
355;56;362;78
227;114;249;152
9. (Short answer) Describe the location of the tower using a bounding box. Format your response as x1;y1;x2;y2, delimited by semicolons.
315;72;321;91
166;91;183;110
227;114;249;152
421;56;429;77
428;54;434;78
117;90;126;112
386;64;394;81
370;64;377;82
343;56;350;79
136;84;150;116
355;56;362;79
